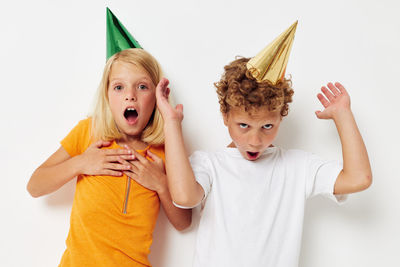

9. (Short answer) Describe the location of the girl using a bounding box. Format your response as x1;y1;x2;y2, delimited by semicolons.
27;48;192;267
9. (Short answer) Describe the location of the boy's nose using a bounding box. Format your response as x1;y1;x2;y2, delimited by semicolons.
248;133;262;148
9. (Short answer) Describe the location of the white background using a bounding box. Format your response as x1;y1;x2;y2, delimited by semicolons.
1;0;399;266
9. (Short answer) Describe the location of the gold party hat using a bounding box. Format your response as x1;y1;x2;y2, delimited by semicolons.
247;21;298;84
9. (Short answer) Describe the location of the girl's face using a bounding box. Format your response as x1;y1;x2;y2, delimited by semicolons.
107;61;156;141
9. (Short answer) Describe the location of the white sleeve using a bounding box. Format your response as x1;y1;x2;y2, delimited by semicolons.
305;153;347;204
172;151;213;209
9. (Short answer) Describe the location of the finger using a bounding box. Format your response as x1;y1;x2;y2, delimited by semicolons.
119;158;139;172
317;93;330;108
315;110;329;120
93;140;112;148
334;82;348;95
104;162;131;171
321;86;335;101
327;82;340;96
104;148;132;156
99;169;123;177
127;159;143;173
176;104;183;113
156;78;170;98
133;150;148;164
146;150;162;163
106;155;135;162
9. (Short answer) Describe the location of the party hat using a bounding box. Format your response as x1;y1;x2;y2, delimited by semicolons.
246;21;298;85
106;7;142;60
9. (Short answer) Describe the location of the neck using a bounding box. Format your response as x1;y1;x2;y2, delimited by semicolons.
118;135;148;150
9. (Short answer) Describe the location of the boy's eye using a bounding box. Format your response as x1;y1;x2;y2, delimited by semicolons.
114;85;123;91
138;84;148;90
239;123;248;129
263;124;273;130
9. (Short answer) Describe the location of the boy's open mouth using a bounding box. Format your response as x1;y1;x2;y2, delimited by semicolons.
124;107;138;125
246;151;259;160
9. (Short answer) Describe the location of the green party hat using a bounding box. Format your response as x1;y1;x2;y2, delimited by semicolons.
106;7;142;60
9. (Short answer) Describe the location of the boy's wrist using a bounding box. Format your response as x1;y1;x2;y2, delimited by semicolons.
332;108;353;122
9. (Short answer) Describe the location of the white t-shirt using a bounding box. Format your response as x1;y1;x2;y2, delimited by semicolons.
186;146;345;267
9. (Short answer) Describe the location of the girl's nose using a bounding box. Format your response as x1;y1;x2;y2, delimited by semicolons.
125;90;137;101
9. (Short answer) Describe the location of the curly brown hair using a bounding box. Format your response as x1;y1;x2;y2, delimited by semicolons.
215;57;294;116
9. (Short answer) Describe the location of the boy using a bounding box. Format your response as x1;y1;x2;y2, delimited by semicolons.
156;22;372;267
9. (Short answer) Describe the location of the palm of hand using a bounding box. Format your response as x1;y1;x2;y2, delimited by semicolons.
156;78;184;121
316;82;351;120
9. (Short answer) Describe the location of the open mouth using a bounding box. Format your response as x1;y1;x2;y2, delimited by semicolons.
124;107;138;125
246;151;259;160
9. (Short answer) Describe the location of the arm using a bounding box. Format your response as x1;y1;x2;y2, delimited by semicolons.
122;150;192;230
27;141;133;198
155;78;205;207
315;82;372;194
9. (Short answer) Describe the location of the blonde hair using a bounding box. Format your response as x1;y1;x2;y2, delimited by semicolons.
91;48;165;145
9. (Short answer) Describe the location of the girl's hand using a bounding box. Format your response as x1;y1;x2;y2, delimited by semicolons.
78;140;133;176
155;77;184;122
315;82;351;120
121;150;167;193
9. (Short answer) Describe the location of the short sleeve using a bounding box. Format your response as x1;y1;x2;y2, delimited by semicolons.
172;151;213;209
305;153;347;204
60;118;92;157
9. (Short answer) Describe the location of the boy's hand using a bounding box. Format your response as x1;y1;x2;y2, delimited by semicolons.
155;77;184;122
78;140;133;176
315;82;351;120
121;150;168;194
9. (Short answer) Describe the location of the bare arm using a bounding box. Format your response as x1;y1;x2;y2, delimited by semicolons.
27;141;133;198
315;82;372;194
154;78;204;207
122;150;192;230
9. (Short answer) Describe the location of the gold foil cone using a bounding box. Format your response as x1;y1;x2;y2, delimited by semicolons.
247;21;298;84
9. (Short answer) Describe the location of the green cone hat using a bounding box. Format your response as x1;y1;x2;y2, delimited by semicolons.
106;7;142;60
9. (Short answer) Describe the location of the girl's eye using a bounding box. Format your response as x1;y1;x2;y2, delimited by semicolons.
263;124;273;130
138;84;148;90
114;85;123;91
239;123;248;129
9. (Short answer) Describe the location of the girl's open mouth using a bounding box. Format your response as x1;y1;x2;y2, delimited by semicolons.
124;108;138;125
246;151;259;160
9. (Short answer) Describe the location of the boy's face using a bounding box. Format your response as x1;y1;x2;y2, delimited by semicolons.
223;106;282;161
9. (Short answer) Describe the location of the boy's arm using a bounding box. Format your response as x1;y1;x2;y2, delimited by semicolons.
316;82;372;194
155;78;205;207
27;141;132;197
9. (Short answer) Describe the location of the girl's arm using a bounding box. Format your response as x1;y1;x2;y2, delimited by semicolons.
155;78;205;207
27;141;132;197
315;82;372;194
122;151;192;230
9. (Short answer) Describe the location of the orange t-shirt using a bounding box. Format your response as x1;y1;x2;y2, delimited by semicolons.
59;118;164;267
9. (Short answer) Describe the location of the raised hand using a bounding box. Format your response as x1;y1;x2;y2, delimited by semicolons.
78;140;133;176
315;82;351;120
121;150;167;193
155;77;184;122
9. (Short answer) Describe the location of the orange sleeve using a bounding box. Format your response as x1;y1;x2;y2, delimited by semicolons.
60;118;92;157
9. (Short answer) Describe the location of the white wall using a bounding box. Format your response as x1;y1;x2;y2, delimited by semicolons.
1;0;399;266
